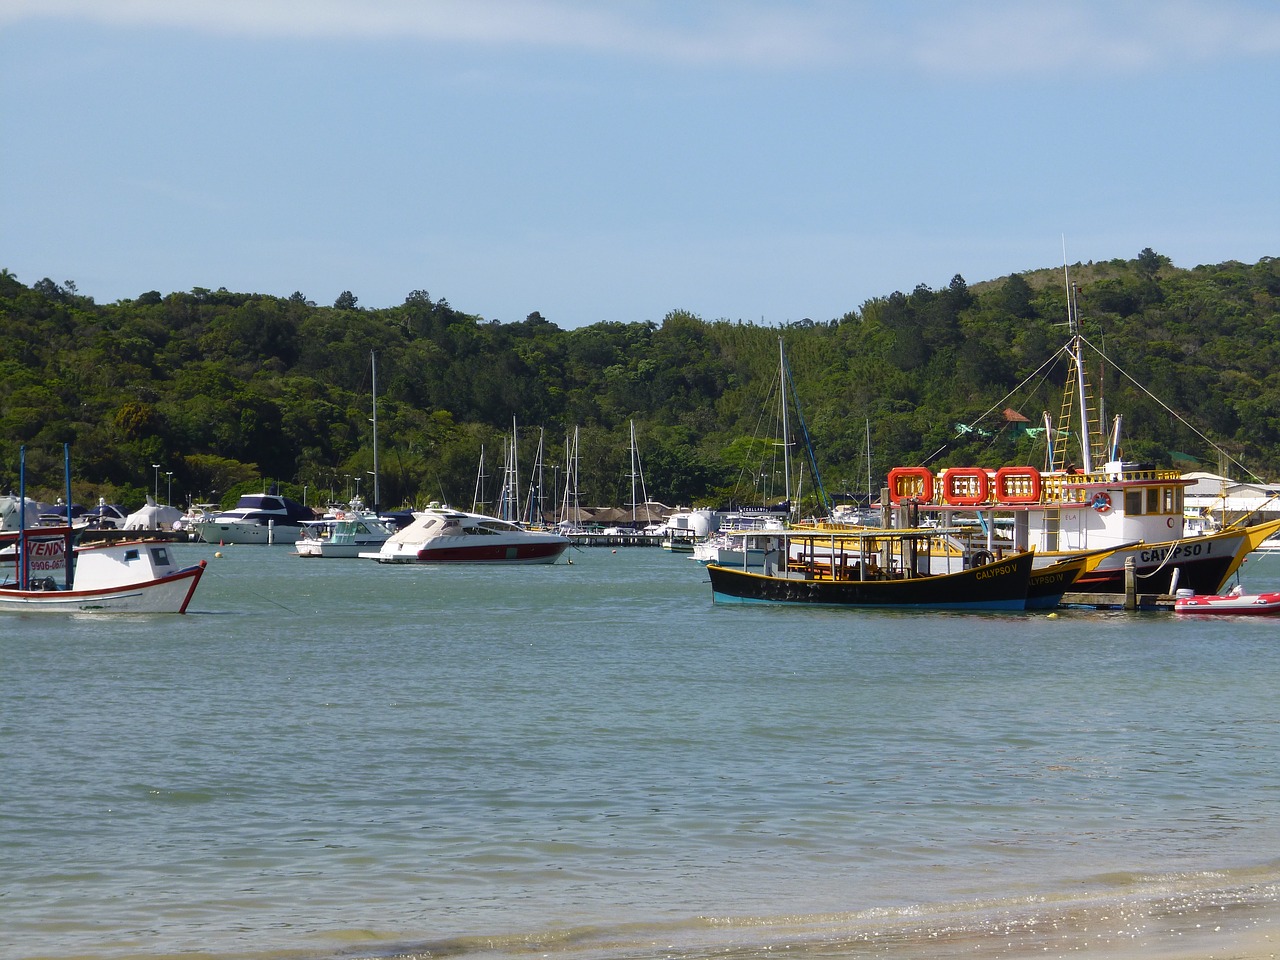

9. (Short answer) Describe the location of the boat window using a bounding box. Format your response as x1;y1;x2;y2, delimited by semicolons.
1124;490;1144;515
1164;488;1176;513
149;547;170;565
124;548;140;561
1146;488;1161;513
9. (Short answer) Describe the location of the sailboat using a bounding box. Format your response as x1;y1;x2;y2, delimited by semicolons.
293;351;397;557
884;269;1280;596
693;340;824;566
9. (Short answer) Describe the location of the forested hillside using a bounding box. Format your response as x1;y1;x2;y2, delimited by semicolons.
2;250;1278;512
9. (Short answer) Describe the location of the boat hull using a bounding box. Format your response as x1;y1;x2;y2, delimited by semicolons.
1039;522;1277;595
0;562;205;613
296;541;382;558
374;540;569;564
195;521;303;545
707;550;1034;610
1024;555;1090;610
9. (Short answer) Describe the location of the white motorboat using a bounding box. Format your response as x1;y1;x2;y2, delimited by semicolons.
0;528;206;614
362;503;570;564
295;514;395;558
193;493;315;544
692;512;786;567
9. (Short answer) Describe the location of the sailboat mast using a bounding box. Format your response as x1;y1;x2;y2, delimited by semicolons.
473;445;486;513
865;418;872;503
779;338;792;511
629;420;638;517
371;350;379;509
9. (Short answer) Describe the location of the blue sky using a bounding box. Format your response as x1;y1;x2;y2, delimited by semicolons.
3;1;1279;329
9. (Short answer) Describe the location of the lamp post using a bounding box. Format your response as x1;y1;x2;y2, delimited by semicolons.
165;471;173;505
152;463;161;501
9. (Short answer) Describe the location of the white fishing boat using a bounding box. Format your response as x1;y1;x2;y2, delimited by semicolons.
0;526;205;614
362;503;570;564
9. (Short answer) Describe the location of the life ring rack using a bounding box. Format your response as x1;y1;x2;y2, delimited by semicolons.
887;466;934;504
940;467;990;506
994;466;1042;504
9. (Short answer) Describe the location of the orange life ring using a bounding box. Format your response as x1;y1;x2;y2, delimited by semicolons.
940;467;990;506
1090;492;1112;513
887;466;934;504
994;466;1042;504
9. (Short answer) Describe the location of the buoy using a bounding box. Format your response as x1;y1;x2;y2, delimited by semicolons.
214;551;223;558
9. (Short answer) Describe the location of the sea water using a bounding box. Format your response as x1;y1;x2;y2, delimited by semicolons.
3;544;1279;960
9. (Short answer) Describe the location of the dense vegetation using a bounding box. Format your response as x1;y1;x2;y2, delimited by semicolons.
3;249;1279;514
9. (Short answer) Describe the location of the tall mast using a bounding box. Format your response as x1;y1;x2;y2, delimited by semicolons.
779;337;792;510
629;420;638;517
473;445;487;513
865;418;872;503
371;350;379;509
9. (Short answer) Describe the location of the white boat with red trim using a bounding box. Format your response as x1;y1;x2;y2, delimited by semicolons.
361;503;570;564
0;527;206;614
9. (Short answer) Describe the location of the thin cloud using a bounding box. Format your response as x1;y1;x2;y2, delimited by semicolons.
906;1;1280;76
4;0;1279;76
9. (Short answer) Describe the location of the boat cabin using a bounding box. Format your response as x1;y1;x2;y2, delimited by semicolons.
888;460;1191;555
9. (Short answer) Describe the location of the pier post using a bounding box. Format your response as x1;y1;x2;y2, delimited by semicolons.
1124;557;1137;610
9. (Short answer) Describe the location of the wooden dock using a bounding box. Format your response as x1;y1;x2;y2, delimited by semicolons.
1060;592;1176;611
1058;557;1177;610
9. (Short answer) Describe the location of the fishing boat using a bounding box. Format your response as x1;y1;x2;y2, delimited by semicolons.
361;503;570;564
705;527;1044;611
1173;586;1280;615
0;531;206;613
883;272;1280;596
1;445;206;613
